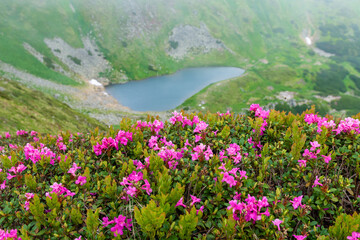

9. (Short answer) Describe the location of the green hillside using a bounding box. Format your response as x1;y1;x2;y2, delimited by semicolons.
0;77;105;133
1;0;360;118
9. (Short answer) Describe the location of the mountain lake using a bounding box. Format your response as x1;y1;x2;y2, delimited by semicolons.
105;67;245;111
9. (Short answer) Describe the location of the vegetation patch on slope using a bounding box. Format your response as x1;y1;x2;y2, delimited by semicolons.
1;105;360;239
0;77;105;133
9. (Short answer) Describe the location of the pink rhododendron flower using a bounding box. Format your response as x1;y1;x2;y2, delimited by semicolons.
24;143;57;165
190;195;201;206
272;219;283;231
196;206;204;215
128;171;143;182
9;144;18;149
298;160;307;167
102;215;132;237
57;142;67;151
227;143;240;156
239;170;248;179
9;164;27;174
148;136;159;149
312;176;323;188
335;118;360;135
133;160;145;170
126;186;137;197
175;197;187;208
219;150;227;161
4;132;11;138
290;195;304;210
68;163;81;176
75;176;87;186
24;201;30;211
194;134;202;143
303;149;317;159
48;182;75;197
1;180;6;189
249;104;261;112
347;232;360;240
218;163;227;171
7;173;16;180
141;179;152;195
0;228;20;239
149;119;164;134
228;167;239;175
193;121;208;133
232;152;242;164
228;195;269;222
16;130;28;136
310;141;321;151
293;235;307;240
221;172;237;188
321;154;331;164
25;193;34;200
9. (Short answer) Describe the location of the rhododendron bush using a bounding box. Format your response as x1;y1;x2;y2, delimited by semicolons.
1;105;360;239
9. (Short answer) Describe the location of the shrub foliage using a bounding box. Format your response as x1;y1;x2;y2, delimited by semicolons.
0;105;360;239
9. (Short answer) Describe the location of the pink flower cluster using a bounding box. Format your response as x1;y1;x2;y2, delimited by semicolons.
24;192;34;211
46;182;75;198
134;119;165;134
299;141;321;168
217;110;231;117
68;163;81;176
56;136;67;151
272;219;283;231
5;163;26;182
102;215;132;237
169;111;199;127
226;143;243;164
93;130;133;156
228;194;270;222
16;130;28;136
191;143;213;161
24;143;57;165
336;117;360;135
1;162;28;190
75;176;87;186
8;164;27;175
312;176;323;188
120;171;152;198
300;141;332;167
249;104;269;135
0;229;20;240
304;114;336;133
293;235;307;240
175;195;204;215
193;121;208;133
304;114;360;134
247;137;263;152
347;232;360;240
158;147;183;169
3;132;11;139
249;104;270;119
290;195;306;210
219;164;247;188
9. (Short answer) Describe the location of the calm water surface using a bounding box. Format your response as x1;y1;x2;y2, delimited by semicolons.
106;67;245;111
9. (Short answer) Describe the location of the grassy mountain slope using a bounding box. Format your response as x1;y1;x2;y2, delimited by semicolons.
2;0;359;81
0;77;105;133
2;0;360;118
